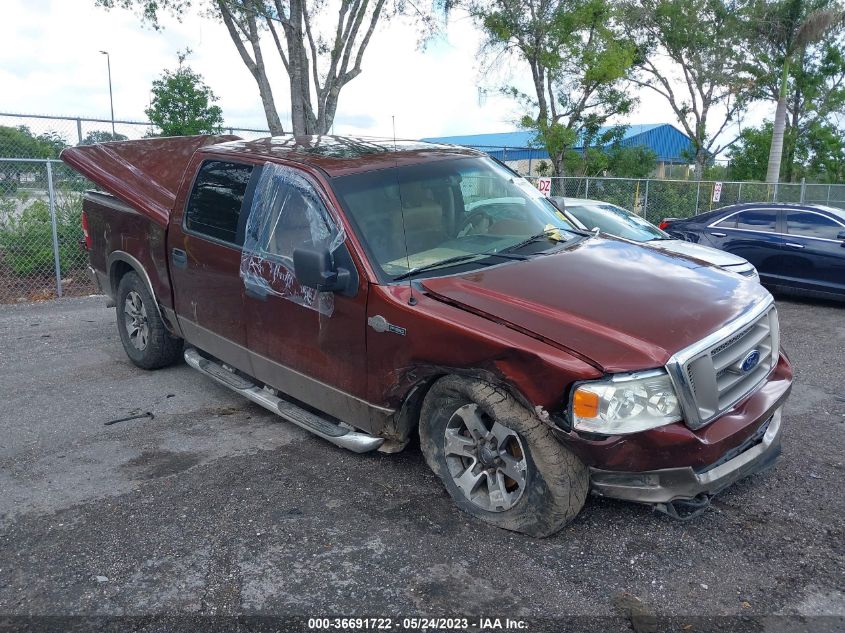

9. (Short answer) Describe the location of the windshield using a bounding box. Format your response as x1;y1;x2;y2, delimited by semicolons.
566;203;667;242
332;157;578;280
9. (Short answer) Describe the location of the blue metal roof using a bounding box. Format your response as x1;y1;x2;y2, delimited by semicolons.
421;123;692;163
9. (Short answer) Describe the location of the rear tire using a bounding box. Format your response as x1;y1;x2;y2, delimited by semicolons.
419;375;588;537
116;271;182;370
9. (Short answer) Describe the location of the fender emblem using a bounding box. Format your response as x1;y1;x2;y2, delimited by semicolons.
368;315;406;336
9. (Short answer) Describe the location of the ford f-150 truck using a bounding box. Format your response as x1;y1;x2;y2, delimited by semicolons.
62;135;793;536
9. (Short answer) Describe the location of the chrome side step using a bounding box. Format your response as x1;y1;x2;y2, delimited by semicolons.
184;348;384;453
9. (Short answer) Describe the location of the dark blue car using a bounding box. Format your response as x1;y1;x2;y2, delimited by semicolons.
663;203;845;300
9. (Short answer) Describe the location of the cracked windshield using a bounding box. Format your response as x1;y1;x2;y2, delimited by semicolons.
333;157;578;279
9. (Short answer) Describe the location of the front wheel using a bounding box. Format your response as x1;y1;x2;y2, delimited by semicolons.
116;271;182;370
420;376;588;537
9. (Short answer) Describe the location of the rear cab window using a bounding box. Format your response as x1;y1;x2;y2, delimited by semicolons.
786;210;844;240
184;160;256;245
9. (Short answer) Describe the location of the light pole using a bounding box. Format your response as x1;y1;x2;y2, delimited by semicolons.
100;50;115;137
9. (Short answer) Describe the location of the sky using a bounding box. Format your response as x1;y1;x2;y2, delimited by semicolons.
0;0;774;147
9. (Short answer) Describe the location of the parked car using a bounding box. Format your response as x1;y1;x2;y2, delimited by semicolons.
551;196;759;280
62;136;792;536
662;203;845;300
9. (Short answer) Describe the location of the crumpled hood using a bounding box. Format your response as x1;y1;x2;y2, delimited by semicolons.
421;237;770;372
647;239;750;269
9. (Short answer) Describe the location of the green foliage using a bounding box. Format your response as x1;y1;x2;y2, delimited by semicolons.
80;130;129;145
0;125;67;158
626;0;756;176
145;50;224;137
0;194;85;277
474;0;637;175
727;121;844;182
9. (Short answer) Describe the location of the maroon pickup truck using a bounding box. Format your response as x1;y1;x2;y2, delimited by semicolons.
62;135;792;536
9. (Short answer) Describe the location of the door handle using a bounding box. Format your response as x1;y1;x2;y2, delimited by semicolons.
709;232;727;238
244;278;269;301
783;242;805;249
171;248;188;268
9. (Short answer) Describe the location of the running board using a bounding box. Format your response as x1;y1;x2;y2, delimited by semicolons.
184;348;384;453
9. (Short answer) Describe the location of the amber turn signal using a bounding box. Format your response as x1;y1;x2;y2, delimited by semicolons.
573;389;599;419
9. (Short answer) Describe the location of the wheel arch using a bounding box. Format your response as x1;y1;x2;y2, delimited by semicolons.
108;251;164;322
386;365;540;446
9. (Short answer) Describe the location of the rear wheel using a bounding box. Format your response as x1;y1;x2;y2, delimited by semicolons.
420;376;588;537
116;271;182;369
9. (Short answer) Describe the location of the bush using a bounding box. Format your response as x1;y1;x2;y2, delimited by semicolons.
0;194;85;277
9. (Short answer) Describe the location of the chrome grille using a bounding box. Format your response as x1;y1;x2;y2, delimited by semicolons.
666;300;779;430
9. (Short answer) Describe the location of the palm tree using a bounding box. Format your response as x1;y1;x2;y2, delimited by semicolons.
766;4;845;184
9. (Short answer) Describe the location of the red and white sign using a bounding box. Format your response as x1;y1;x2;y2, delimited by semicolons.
537;177;552;197
712;182;723;203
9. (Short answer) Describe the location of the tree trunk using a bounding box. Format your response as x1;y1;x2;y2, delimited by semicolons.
766;58;790;184
693;150;707;180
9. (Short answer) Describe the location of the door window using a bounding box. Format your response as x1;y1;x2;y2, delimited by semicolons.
786;211;843;240
241;163;346;316
733;209;777;232
184;161;254;244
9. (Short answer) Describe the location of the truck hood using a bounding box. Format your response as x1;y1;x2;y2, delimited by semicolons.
646;239;750;269
61;135;240;227
421;237;770;373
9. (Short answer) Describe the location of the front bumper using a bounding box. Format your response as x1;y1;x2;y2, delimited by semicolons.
590;406;782;504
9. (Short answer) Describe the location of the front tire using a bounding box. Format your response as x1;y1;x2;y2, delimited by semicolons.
420;376;588;537
116;271;182;370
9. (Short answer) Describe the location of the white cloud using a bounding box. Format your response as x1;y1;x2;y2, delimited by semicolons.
0;0;771;150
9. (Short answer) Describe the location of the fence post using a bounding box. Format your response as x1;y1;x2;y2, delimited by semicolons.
76;118;83;145
528;156;533;176
773;183;779;202
695;181;701;214
643;178;650;220
828;184;832;202
800;178;806;203
585;176;590;198
46;161;62;298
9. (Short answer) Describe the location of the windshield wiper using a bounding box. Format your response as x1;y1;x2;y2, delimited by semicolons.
499;228;567;254
392;250;527;282
393;253;489;281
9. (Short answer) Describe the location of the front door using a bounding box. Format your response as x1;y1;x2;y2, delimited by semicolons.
240;164;372;429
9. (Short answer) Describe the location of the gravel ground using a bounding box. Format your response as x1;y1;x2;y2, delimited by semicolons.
0;295;842;631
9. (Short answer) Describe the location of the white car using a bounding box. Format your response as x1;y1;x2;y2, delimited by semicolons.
552;197;760;280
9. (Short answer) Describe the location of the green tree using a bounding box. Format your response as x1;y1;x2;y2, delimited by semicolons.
626;0;757;179
727;124;777;181
748;0;845;183
0;126;66;158
470;0;637;176
98;1;442;136
80;130;129;145
145;51;224;136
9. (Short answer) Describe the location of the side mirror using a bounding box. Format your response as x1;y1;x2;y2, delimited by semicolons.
293;247;351;293
837;230;845;242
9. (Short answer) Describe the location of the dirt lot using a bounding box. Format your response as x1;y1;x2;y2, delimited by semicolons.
0;295;842;631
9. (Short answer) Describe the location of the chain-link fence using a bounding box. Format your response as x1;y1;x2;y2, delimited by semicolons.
0;159;95;302
526;176;845;224
0;113;271;303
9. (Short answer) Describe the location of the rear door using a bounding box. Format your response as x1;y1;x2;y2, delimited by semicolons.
706;208;783;282
780;209;845;295
168;158;261;373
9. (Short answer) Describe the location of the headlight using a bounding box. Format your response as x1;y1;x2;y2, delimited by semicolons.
571;370;682;434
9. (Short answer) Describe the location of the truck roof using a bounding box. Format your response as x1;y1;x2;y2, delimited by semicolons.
203;135;482;177
61;134;482;225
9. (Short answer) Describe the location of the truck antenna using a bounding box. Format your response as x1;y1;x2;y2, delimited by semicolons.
393;115;417;306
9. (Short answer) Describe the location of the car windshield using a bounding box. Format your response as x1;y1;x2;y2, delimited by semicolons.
566;203;668;242
332;157;579;280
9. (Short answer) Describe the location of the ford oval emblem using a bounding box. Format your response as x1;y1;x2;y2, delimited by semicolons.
740;350;761;373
